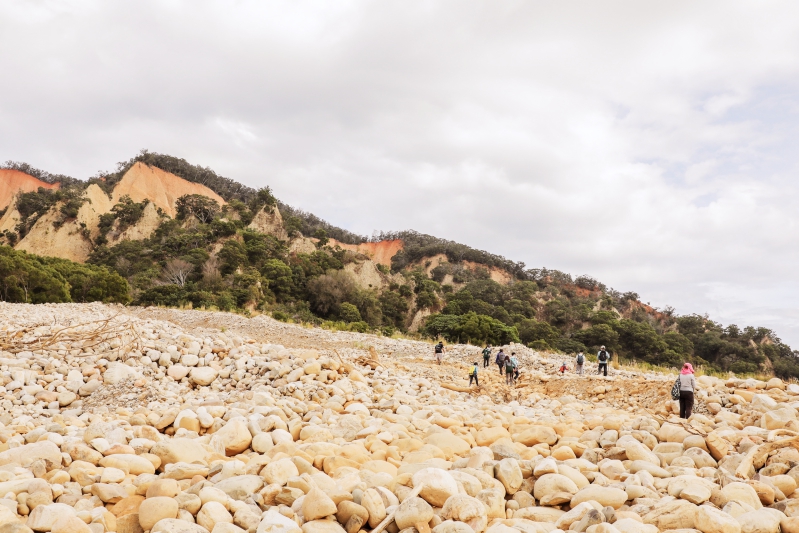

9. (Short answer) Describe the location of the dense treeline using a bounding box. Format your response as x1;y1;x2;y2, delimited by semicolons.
418;266;799;378
0;246;129;304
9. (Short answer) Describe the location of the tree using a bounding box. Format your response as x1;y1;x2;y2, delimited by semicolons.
422;312;519;345
339;303;362;323
380;290;409;329
261;259;294;301
306;270;357;316
161;259;194;287
574;324;620;352
218;240;248;275
517;319;559;346
176;194;220;223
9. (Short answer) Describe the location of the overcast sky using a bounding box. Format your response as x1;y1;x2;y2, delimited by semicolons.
3;1;799;345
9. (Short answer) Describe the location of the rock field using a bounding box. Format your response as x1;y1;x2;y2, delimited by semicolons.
0;303;797;533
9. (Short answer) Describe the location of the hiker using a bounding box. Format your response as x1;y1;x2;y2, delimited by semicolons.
505;354;515;385
511;353;520;381
678;362;696;419
434;341;445;365
558;361;568;374
482;345;492;368
597;345;610;376
469;362;479;387
496;349;506;374
575;352;585;375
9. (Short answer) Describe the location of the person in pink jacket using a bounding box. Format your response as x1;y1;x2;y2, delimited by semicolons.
678;362;696;419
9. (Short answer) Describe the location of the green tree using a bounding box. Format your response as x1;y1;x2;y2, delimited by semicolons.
306;270;357;316
380;290;409;329
218;240;248;275
615;319;667;361
574;324;620;352
261;259;294;301
517;319;559;346
176;194;220;223
339;302;362;323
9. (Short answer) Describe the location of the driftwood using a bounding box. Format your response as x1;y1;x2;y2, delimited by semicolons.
735;429;799;479
371;483;425;533
441;383;474;393
0;314;142;360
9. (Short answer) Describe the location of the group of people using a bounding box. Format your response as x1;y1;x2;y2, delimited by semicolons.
465;345;520;387
559;345;612;376
441;341;697;419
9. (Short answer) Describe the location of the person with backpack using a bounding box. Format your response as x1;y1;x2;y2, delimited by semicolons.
678;362;696;419
597;346;610;376
575;352;585;375
469;362;479;387
434;341;445;365
512;353;520;381
496;349;506;375
505;354;515;385
482;345;492;368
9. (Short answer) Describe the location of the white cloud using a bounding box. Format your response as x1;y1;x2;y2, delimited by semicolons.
2;0;799;343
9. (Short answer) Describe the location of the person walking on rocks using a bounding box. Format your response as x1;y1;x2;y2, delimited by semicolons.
597;345;610;377
512;353;520;381
496;349;506;375
469;362;479;387
505;354;515;385
434;341;445;365
575;352;585;375
678;362;696;419
482;345;492;368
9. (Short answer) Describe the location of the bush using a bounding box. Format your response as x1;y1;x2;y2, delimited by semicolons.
272;311;290;322
528;340;551;351
306;270;357;316
339;302;362;323
552;337;587;354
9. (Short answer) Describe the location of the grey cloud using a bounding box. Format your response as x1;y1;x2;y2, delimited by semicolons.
3;1;799;342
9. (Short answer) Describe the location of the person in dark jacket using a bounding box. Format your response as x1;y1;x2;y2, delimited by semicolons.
597;346;610;376
678;362;696;419
496;349;506;375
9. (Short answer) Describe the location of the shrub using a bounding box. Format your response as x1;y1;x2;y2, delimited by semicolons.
272;311;290;322
528;340;551;351
339;302;362;323
306;270;357;316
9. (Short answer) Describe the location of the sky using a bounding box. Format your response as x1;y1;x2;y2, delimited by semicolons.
2;1;799;344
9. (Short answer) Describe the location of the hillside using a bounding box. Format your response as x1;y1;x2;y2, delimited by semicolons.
1;151;798;379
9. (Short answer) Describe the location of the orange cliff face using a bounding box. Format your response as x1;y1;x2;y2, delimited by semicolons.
0;170;60;210
328;239;404;267
111;162;226;218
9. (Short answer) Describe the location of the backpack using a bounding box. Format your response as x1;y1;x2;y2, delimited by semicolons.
470;365;478;376
496;353;504;363
483;348;491;357
598;350;608;362
671;376;681;400
577;354;584;364
435;344;443;354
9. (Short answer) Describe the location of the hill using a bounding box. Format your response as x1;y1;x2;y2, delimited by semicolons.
1;151;797;379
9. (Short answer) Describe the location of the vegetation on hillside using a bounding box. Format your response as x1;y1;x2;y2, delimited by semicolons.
3;154;798;378
0;246;129;304
1;161;82;187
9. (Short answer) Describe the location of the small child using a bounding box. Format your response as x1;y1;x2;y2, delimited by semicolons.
469;362;479;386
558;362;568;374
